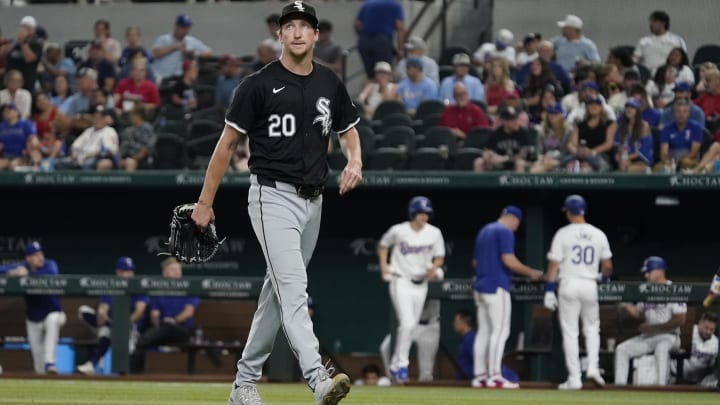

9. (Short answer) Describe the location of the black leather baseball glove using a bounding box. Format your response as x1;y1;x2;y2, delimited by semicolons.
162;203;225;263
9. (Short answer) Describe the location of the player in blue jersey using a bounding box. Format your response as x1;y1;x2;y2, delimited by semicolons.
77;256;149;375
471;206;543;389
0;241;66;374
129;257;200;373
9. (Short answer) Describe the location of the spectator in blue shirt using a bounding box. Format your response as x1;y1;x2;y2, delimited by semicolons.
215;55;243;109
130;257;200;374
438;53;484;104
552;15;601;72
628;84;661;129
151;14;212;81
354;0;406;79
77;256;149;375
615;98;654;172
0;102;40;170
40;42;76;92
395;57;438;116
658;98;703;170
660;82;704;130
471;207;542;389
0;241;66;374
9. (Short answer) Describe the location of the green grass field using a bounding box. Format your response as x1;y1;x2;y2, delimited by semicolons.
0;379;717;405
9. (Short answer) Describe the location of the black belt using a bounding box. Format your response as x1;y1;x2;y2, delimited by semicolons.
256;175;323;200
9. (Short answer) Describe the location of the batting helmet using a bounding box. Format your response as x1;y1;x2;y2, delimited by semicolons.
408;196;433;219
562;194;587;215
641;256;667;273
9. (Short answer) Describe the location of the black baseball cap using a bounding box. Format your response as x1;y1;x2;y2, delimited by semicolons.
278;1;318;29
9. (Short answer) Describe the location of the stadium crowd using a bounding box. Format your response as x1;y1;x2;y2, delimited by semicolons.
0;8;719;172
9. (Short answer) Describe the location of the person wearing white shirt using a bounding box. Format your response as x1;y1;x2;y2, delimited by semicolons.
473;29;516;67
674;312;718;385
69;105;119;170
0;70;32;119
516;33;541;67
552;14;601;72
633;11;687;74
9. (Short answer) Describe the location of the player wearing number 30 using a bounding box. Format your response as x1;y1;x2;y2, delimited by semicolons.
543;195;613;390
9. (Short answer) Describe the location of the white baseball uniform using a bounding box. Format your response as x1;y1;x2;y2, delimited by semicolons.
380;221;445;371
26;312;67;373
547;222;612;384
675;324;719;384
614;291;687;385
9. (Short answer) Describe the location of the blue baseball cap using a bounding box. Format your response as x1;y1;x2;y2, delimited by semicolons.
501;205;523;221
625;98;641;109
116;256;136;271
673;82;692;92
24;241;42;255
562;194;587;215
406;56;423;70
581;81;599;92
641;256;667;273
176;14;193;27
546;102;564;115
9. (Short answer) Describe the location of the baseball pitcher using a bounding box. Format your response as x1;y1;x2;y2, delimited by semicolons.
614;256;687;386
378;196;445;384
0;241;66;374
543;195;612;390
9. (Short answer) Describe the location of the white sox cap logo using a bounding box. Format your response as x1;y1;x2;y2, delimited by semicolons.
293;1;305;11
313;97;332;137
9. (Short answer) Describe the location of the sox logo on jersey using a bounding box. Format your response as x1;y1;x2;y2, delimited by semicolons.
313;97;332;136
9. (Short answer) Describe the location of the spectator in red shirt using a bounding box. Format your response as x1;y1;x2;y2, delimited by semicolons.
439;82;490;145
113;58;160;116
694;70;720;118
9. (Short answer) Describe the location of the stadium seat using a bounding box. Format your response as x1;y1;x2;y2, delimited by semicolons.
692;44;720;66
154;119;188;138
191;106;225;123
197;65;219;86
471;99;489;115
376;125;416;152
420;113;443;134
371;100;407;121
159;77;181;105
439;65;454;82
420;126;457;155
188;119;224;140
376;112;419;135
368;147;407;170
464;127;492;149
438;45;471;66
414;100;447;121
356;125;376;160
185;131;222;169
453;148;483;170
193;84;217;110
408;147;449;170
153;133;186;169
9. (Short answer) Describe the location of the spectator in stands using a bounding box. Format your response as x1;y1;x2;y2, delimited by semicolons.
353;364;391;386
615;98;653;172
396;36;439;85
646;64;678;109
395;56;438;116
0;241;66;374
484;58;515;115
608;69;641;114
171;60;198;113
562;97;616;172
453;309;476;380
607;46;639;79
530;102;569;173
113;58;160;116
40;42;76;92
614;256;687;386
50;75;72;112
472;28;516;67
215;55;242;110
0;69;32;119
119;49;157;85
354;0;406;79
0;26;8;77
439;82;490;145
492;90;529;129
552;14;601;72
151;14;211;82
438;53;484;104
0;102;40;170
119;26;152;75
517;40;573;96
76;256;148;376
314;20;343;77
521;59;562;123
130;257;200;374
358;61;397;120
0;16;42;92
629;84;661;129
565;80;616;126
516;32;541;67
695;62;719;94
634;11;687;74
119;106;156;172
252;38;277;72
61;68;97;131
85;19;121;66
474;105;531;173
561;65;595;116
657;98;703;171
666;47;695;86
64;105;119;171
79;41;116;95
33;91;68;159
660;82;704;130
264;13;282;58
693;132;720;173
694;70;720;119
594;63;623;101
672;311;718;386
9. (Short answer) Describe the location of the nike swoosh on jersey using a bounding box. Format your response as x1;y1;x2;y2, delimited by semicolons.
272;86;285;94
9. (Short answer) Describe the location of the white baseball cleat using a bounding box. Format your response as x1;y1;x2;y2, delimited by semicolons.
76;361;95;376
471;376;487;388
228;384;265;405
586;372;605;388
558;379;582;390
314;373;351;405
488;377;519;389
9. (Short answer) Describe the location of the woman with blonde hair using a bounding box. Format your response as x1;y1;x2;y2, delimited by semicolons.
531;103;570;173
484;58;515;115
